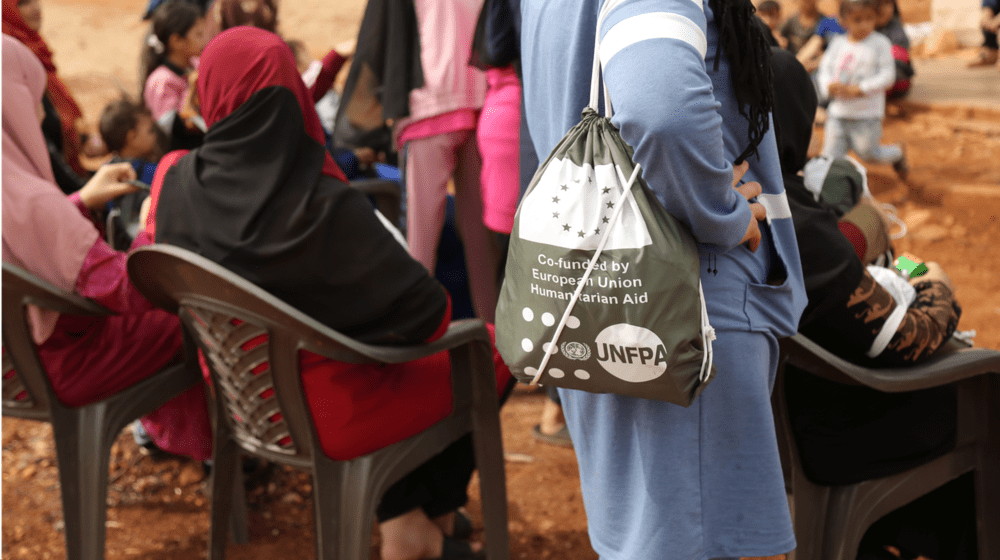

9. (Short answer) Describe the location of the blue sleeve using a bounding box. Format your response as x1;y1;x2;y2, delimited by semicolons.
598;0;750;249
815;17;844;44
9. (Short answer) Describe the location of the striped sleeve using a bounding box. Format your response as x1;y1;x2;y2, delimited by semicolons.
598;0;752;249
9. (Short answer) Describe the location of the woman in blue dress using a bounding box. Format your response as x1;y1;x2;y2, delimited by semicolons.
519;0;808;558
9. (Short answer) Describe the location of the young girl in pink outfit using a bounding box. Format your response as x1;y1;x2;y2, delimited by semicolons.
141;0;207;121
396;0;501;323
476;65;521;239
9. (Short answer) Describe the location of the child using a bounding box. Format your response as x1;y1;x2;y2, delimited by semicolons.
757;1;788;49
818;0;908;179
99;97;161;164
99;97;160;241
874;0;915;98
780;0;827;54
141;0;207;122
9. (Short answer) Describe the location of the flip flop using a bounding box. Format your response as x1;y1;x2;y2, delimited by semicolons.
531;423;573;448
430;536;486;560
450;509;473;541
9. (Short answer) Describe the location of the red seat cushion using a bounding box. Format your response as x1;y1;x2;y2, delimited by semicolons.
202;324;509;461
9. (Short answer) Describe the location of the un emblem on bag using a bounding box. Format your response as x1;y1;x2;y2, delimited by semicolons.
560;341;591;361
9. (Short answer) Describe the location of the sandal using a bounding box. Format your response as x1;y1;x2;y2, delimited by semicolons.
430;536;486;560
966;49;998;68
531;423;573;448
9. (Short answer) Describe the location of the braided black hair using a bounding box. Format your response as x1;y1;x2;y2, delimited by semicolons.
707;0;774;164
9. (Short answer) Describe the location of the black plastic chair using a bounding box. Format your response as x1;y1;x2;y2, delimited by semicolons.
774;333;1000;560
1;262;202;560
126;244;510;560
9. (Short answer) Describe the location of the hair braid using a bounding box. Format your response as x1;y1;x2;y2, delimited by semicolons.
707;0;774;163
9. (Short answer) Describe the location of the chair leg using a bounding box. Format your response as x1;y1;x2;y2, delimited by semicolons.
209;435;240;560
471;345;510;560
313;458;377;560
50;405;115;560
789;472;830;560
975;375;1000;559
229;457;250;545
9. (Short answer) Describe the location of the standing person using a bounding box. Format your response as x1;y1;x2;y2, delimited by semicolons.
968;0;1000;67
874;0;914;98
3;0;90;191
396;0;501;323
149;28;513;560
520;0;807;559
2;35;212;463
818;0;908;179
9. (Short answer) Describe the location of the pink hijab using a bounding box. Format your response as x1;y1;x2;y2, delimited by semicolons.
2;35;99;343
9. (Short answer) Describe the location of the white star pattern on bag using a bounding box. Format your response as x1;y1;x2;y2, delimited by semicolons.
518;159;652;250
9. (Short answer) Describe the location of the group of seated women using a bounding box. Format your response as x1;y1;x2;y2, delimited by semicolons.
1;18;976;560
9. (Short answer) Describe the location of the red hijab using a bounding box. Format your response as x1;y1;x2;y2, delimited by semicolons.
197;26;347;181
2;0;85;174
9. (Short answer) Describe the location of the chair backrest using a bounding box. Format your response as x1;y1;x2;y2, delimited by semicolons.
2;262;112;419
127;244;424;468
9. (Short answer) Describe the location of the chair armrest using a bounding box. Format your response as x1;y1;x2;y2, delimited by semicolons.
3;262;112;317
349;179;400;199
781;333;1000;392
300;319;492;366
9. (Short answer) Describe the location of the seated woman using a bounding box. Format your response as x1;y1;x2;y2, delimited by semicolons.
3;0;95;193
773;45;961;483
146;27;511;560
772;46;971;560
1;35;212;461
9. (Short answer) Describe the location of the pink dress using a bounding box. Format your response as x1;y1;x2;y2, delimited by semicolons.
476;66;521;235
143;64;189;121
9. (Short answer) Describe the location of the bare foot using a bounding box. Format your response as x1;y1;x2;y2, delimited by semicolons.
380;509;442;560
431;511;455;537
381;509;482;560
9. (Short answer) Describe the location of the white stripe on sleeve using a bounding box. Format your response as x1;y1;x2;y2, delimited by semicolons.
599;12;708;68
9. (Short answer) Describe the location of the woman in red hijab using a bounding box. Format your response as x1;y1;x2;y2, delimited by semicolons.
150;26;511;560
3;0;91;183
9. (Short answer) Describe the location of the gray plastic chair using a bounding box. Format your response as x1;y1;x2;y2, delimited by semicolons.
126;244;510;560
1;262;202;560
774;333;1000;560
351;178;402;227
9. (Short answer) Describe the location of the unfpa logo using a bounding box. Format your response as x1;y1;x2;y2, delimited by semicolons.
594;324;668;383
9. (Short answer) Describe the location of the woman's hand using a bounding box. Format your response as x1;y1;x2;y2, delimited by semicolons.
912;261;955;292
138;196;153;232
77;162;138;210
732;161;767;252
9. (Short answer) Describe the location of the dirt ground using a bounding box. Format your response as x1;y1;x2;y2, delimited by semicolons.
3;0;999;558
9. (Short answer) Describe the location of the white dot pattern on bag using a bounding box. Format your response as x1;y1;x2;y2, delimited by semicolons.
549;368;565;378
542;312;555;326
574;369;590;380
566;316;581;329
522;307;534;321
522;338;534;352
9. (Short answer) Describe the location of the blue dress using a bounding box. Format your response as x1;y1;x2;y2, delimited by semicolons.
520;0;808;558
